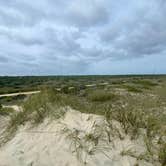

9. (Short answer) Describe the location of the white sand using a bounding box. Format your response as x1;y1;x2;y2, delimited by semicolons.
0;91;40;98
2;105;22;112
0;109;155;166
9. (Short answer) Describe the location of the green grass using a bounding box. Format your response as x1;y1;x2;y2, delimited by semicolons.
158;143;166;166
105;105;146;139
123;85;143;93
87;90;117;102
0;95;26;105
132;79;158;87
0;107;14;116
5;88;66;141
2;88;119;145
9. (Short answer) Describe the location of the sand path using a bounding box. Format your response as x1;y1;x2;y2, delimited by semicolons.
0;91;40;98
2;105;22;112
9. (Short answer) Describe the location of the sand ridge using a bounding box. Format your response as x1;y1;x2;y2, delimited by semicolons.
0;109;154;166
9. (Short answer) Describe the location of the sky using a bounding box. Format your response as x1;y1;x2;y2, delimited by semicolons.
0;0;166;75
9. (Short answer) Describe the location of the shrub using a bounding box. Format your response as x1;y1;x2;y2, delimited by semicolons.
124;85;142;93
88;90;117;102
133;80;158;87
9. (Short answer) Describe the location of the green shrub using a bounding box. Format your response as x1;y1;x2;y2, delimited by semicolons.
124;85;142;93
88;90;117;102
132;79;158;88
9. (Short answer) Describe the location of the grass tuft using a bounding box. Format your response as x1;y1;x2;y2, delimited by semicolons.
158;143;166;166
0;107;14;116
88;90;117;102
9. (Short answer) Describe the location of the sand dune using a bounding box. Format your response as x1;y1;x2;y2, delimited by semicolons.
0;109;154;166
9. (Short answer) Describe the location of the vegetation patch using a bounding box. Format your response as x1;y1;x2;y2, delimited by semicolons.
87;90;117;102
132;79;158;89
0;95;26;105
123;85;143;93
0;105;13;116
158;143;166;166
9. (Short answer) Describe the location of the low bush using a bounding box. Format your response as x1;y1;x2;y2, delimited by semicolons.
123;85;142;93
132;79;158;88
88;90;117;102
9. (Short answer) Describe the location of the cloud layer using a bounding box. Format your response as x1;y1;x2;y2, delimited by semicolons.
0;0;166;75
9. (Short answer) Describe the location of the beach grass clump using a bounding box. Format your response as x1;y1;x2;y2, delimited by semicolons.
158;143;166;166
123;85;142;93
133;79;158;86
7;88;66;134
132;79;158;90
87;90;117;102
0;106;13;116
113;108;145;138
145;116;161;139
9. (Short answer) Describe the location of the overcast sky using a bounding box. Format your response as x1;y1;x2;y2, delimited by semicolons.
0;0;166;75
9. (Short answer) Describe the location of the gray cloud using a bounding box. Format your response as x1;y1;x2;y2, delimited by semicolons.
0;55;8;63
66;0;109;27
99;0;166;60
0;0;166;75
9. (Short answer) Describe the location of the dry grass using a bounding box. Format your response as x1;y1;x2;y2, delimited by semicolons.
158;143;166;166
0;107;14;116
87;90;117;102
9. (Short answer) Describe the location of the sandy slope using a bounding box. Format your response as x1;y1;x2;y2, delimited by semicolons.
0;116;9;141
0;109;154;166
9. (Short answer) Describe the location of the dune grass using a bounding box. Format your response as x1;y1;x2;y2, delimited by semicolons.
158;143;166;166
87;90;117;102
3;89;66;143
132;79;158;87
1;79;166;165
0;106;14;116
122;85;143;93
